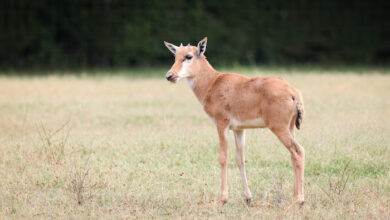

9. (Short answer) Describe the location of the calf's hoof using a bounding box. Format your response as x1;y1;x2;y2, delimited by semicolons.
217;199;228;207
294;198;304;207
245;197;252;206
220;193;228;204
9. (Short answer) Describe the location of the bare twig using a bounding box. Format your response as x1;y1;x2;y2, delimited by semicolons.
317;160;352;201
67;157;101;205
36;120;72;164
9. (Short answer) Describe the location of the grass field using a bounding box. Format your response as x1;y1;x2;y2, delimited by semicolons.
0;68;389;219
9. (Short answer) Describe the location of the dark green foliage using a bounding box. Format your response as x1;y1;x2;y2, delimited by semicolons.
0;0;389;69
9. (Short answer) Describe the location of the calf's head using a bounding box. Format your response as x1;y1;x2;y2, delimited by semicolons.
163;37;207;83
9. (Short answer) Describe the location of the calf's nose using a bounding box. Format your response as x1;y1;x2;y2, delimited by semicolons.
166;72;173;81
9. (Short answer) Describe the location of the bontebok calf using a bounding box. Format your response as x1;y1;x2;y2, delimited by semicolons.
164;37;305;206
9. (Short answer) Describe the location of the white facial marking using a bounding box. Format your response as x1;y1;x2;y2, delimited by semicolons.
230;117;266;130
177;52;193;80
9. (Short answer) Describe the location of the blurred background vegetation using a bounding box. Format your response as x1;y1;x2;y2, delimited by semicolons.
0;0;389;70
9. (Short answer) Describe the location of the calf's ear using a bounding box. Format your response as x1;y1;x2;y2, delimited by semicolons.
164;41;178;55
197;37;207;58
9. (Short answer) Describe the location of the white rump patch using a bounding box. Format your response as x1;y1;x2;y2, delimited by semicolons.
230;117;266;130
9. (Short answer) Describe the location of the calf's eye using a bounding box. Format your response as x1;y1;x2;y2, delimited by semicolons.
185;55;193;60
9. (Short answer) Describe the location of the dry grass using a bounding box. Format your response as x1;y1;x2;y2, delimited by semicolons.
0;69;389;219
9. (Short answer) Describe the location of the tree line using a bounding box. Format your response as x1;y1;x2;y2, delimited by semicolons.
0;0;388;69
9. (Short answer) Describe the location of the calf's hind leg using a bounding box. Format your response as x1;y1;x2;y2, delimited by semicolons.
270;128;305;205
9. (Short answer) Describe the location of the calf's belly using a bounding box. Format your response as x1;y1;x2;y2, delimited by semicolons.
229;117;267;130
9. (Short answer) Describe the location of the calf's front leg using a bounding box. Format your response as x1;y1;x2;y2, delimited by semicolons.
233;130;252;204
217;125;229;204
